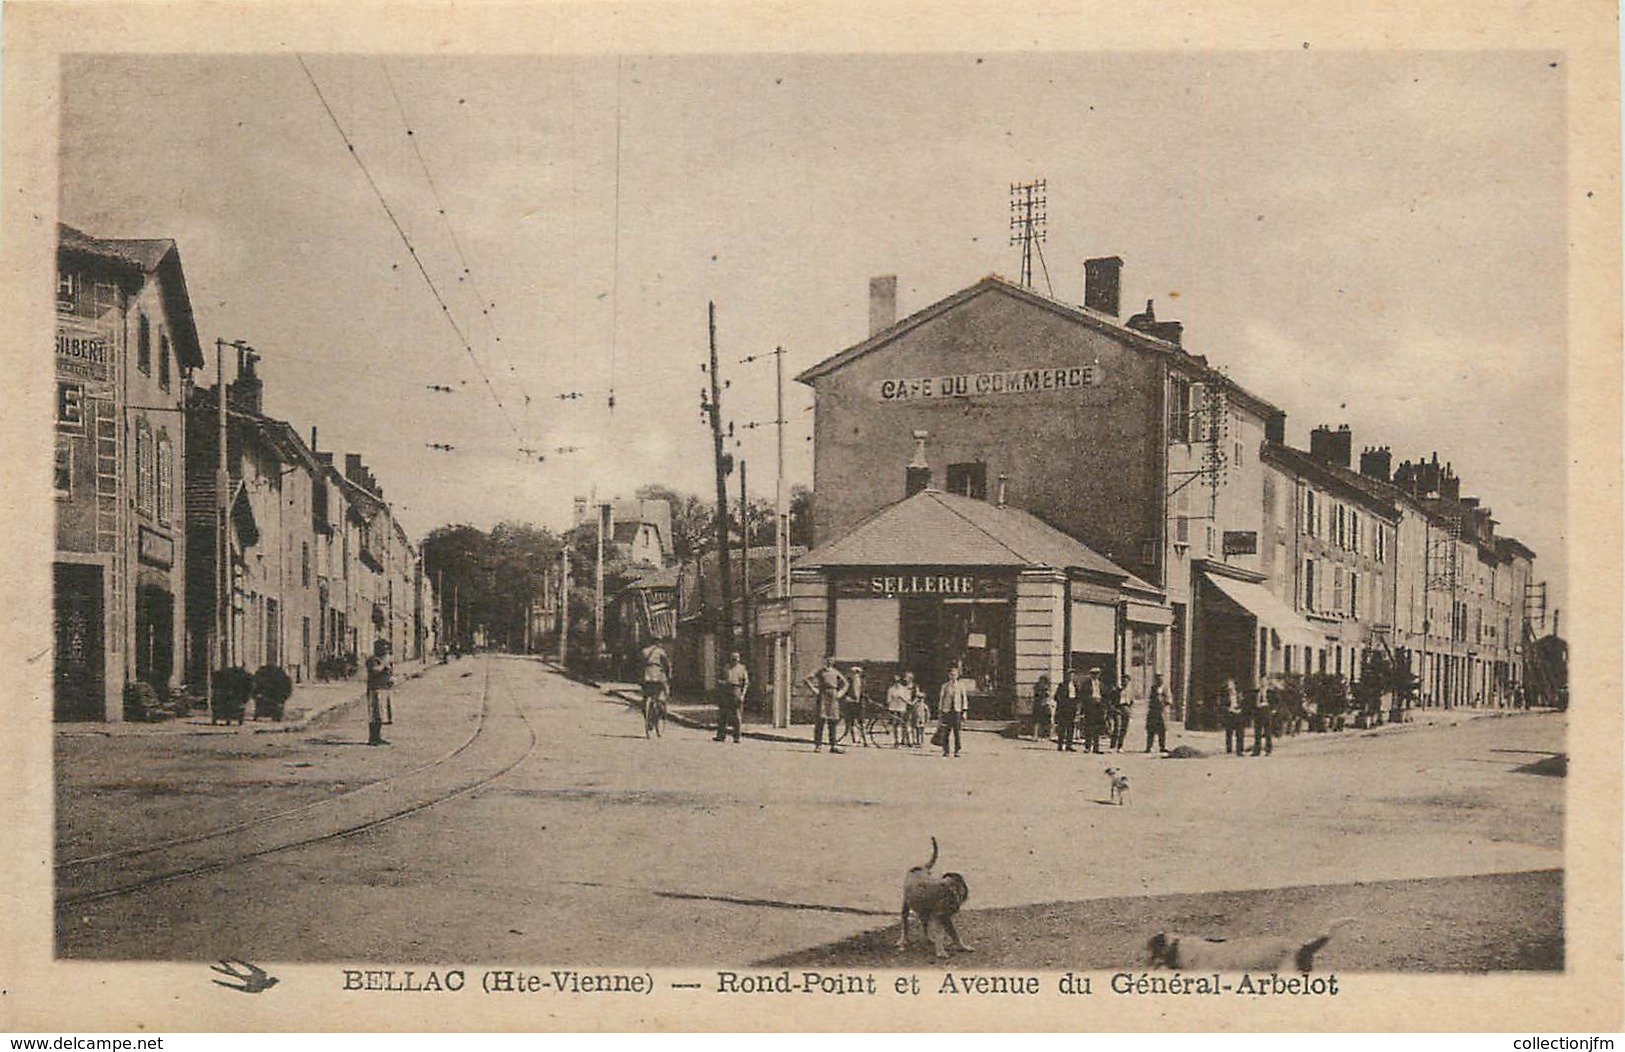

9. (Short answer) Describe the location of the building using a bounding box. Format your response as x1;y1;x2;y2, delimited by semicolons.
574;496;676;568
53;224;202;721
1259;427;1402;686
788;487;1166;720
795;264;1286;720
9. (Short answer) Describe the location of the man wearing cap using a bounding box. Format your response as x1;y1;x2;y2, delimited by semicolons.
803;656;847;754
716;650;748;743
364;638;393;747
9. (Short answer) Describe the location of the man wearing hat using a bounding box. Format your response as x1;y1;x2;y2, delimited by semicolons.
364;638;393;747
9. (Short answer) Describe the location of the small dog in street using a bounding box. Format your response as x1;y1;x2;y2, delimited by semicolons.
1105;767;1130;805
1147;917;1356;972
897;836;972;959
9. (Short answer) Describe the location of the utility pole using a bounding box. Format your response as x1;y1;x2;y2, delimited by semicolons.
557;545;570;664
436;567;444;657
704;301;735;657
594;500;609;673
774;347;791;727
739;458;750;663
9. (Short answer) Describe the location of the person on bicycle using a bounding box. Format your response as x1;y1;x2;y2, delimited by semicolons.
639;637;672;739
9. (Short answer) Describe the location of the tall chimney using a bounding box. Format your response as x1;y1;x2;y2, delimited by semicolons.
345;453;364;485
869;275;898;337
310;425;318;452
1309;424;1352;468
905;430;931;497
1359;446;1392;482
1083;256;1123;316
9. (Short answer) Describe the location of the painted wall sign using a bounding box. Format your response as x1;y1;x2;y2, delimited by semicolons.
57;381;85;432
872;364;1098;402
1223;530;1259;556
834;571;1014;600
138;526;174;569
56;326;112;383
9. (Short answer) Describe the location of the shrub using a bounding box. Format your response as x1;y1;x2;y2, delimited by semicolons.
122;681;162;722
211;666;252;724
252;665;293;721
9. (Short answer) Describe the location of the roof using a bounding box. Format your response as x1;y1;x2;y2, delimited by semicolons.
611;498;674;558
58;223;204;370
794;274;1283;421
797;488;1158;590
1261;442;1401;520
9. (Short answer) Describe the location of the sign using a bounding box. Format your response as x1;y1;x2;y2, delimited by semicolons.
835;570;1014;601
754;596;792;635
138;526;174;569
57;381;85;432
56;326;112;382
872;364;1098;403
1223;530;1259;556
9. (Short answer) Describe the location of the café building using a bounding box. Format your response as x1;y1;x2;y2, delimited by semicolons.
789;486;1170;720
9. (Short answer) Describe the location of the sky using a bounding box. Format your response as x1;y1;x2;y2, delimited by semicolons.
59;50;1567;609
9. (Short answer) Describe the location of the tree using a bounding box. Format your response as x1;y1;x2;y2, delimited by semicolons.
423;521;561;653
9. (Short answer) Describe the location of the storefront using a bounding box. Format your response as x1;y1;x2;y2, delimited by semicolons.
1189;565;1322;728
790;488;1169;721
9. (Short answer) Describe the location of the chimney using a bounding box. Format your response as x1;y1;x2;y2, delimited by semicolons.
309;426;318;452
1439;469;1461;503
869;275;898;337
1126;298;1182;345
1359;445;1392;482
1265;413;1286;444
345;453;364;485
227;348;264;415
1083;256;1123;316
573;497;588;525
1309;424;1353;468
905;430;932;497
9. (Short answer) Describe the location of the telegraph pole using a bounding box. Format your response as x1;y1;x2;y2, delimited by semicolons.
594;501;608;673
557;545;570;664
774;347;790;727
739;458;750;659
705;302;735;656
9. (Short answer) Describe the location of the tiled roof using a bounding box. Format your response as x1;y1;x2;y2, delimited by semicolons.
59;223;176;273
797;488;1156;590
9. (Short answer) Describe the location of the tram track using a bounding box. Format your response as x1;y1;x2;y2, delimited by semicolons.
56;657;539;910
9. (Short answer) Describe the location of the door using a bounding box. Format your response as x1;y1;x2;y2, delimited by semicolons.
898;597;943;706
54;563;105;721
134;585;174;689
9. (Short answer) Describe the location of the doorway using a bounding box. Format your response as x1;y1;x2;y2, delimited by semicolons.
54;563;105;721
134;585;174;690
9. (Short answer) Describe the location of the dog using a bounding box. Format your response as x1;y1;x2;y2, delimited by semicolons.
897;836;972;958
1105;767;1130;805
1147;917;1356;973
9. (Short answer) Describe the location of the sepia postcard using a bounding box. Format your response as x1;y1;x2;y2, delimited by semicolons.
0;0;1619;1034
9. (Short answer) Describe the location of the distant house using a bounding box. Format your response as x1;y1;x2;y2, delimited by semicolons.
574;497;675;568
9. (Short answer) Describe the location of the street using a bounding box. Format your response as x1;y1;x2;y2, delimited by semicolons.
56;654;1564;967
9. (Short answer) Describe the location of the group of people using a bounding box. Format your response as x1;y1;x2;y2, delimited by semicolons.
804;657;971;757
1031;669;1171;754
1220;677;1274;757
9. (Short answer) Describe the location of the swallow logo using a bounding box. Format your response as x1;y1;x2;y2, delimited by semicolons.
211;958;279;994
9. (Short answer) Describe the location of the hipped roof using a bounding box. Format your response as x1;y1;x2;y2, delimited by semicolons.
797;488;1158;591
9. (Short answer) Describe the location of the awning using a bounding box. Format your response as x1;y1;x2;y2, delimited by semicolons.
1203;573;1323;650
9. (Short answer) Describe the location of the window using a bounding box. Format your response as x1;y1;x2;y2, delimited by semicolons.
156;433;173;524
1303;559;1316;611
1332;566;1344;614
158;333;171;390
1375;525;1387;563
1174;514;1190;544
138;315;152;375
1350;512;1361;554
1349;572;1359;619
945;461;987;500
1335;505;1346;549
1169;376;1192;443
135;419;155;518
302;542;311;587
54;437;71;496
1303;490;1316;537
1206;525;1216;556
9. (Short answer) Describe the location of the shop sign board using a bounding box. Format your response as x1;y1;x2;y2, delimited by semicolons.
138;526;174;569
872;364;1098;403
56;324;113;383
1223;530;1259;556
835;570;1014;601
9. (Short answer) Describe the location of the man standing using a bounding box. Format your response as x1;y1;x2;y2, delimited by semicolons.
1144;674;1169;753
840;664;868;747
938;662;970;758
364;638;393;747
1053;668;1080;752
1222;678;1246;755
1080;668;1106;754
1107;673;1133;752
1252;683;1276;757
716;650;748;743
803;656;847;754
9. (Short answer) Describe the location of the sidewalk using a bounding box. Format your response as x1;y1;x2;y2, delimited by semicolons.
53;662;438;739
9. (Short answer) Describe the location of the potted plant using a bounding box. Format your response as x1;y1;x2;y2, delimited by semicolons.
252;665;294;721
211;666;252;725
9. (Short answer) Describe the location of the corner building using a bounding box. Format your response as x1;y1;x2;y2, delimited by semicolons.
796;264;1293;720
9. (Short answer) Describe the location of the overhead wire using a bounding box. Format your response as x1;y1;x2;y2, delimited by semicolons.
378;59;542;441
295;53;524;446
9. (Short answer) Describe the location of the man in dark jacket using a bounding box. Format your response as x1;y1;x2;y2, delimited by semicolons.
1080;669;1107;754
1053;668;1081;752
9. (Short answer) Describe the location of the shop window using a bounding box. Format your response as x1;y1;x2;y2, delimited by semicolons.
945;462;987;501
834;598;899;661
138;315;152;376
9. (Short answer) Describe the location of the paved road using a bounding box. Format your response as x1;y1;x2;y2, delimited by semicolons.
56;654;1564;965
